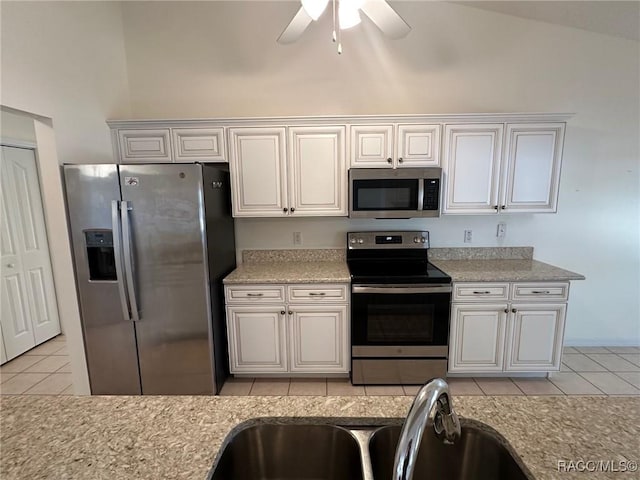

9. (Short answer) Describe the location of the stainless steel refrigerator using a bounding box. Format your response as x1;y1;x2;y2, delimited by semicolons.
64;163;235;395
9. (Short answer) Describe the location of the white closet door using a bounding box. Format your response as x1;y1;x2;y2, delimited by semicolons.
1;146;60;361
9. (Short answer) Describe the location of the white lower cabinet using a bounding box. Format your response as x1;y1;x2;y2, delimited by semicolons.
448;282;568;374
505;304;566;371
289;306;348;373
226;306;288;373
225;284;349;375
449;304;507;372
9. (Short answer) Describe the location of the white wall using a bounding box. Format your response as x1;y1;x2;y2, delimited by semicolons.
121;1;639;346
1;1;132;393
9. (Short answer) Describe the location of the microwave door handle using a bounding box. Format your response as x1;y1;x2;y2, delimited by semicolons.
417;178;424;211
120;201;141;321
111;200;131;321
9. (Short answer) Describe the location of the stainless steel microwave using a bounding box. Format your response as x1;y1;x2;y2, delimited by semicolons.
349;167;442;218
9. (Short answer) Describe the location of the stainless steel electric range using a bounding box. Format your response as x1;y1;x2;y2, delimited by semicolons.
347;231;452;385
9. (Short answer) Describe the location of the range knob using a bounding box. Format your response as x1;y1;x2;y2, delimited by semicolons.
413;237;420;243
358;238;364;244
350;238;357;244
421;237;426;243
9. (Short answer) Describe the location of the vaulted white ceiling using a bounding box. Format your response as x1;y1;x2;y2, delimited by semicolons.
454;1;639;42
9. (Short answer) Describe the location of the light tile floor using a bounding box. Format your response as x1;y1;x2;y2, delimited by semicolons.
3;339;639;397
0;335;73;395
221;346;640;397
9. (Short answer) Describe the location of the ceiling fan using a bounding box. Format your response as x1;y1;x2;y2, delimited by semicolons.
277;0;411;52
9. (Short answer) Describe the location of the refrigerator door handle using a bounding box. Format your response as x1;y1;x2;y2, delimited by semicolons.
121;201;141;321
111;200;131;321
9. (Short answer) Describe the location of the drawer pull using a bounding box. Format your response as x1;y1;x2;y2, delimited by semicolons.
309;292;327;296
246;293;264;297
472;291;492;294
531;290;551;294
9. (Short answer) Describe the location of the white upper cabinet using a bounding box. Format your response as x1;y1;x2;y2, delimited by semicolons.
288;126;346;216
442;122;566;214
351;124;441;168
501;123;565;213
228;127;288;217
442;124;504;214
172;127;226;163
118;129;172;163
350;125;394;167
229;125;347;218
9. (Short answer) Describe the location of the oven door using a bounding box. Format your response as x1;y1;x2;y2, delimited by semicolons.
351;284;451;349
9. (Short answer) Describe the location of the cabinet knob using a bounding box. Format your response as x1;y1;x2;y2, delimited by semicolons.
504;308;509;313
512;308;517;313
280;310;285;315
288;311;293;315
398;157;403;163
387;157;392;164
283;208;288;213
501;205;506;210
494;205;499;211
290;207;295;213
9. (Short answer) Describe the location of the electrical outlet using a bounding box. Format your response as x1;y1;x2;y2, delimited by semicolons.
293;231;303;246
497;223;507;239
464;230;472;243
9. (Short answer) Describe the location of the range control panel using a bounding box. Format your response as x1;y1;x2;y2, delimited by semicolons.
347;231;430;249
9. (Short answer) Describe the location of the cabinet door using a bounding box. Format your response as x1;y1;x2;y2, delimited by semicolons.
172;127;226;163
289;305;349;373
288;126;347;216
442;124;504;214
118;129;172;163
396;124;441;167
448;304;507;373
228;127;288;217
226;306;288;373
350;125;394;168
501;123;565;213
505;304;566;371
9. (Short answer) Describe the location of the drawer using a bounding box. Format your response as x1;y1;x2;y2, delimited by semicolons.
225;285;285;304
287;284;349;304
511;283;569;302
453;283;510;302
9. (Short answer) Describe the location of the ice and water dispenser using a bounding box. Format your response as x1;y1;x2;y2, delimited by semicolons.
84;230;117;281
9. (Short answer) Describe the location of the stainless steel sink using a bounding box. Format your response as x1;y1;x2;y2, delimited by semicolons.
368;422;532;480
207;418;534;480
207;423;365;480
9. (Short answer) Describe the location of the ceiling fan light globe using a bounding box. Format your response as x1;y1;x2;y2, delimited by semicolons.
301;0;329;21
339;4;362;29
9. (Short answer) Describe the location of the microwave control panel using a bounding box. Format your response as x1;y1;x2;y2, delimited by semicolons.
423;179;440;211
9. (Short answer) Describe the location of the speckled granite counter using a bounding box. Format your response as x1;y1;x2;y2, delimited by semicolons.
429;247;585;282
224;249;350;284
431;259;585;282
1;396;637;479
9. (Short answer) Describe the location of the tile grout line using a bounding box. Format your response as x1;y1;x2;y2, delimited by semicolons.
572;371;617;395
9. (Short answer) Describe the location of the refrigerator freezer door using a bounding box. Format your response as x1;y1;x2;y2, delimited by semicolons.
64;165;141;394
119;164;214;394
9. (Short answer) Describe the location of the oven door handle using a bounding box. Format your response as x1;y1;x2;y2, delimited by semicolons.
352;285;452;294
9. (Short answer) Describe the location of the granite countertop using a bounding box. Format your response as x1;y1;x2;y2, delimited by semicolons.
224;249;350;284
431;259;585;283
1;395;637;480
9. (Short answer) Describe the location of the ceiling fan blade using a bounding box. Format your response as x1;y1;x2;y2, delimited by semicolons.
361;0;411;39
277;6;314;44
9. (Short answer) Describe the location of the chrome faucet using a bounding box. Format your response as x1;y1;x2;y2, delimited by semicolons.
393;378;461;480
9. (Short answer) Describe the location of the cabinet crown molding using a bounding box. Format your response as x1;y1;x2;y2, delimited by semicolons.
107;112;574;129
